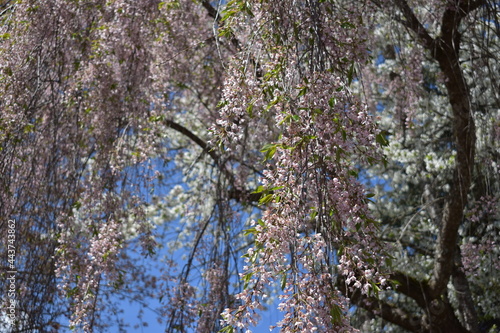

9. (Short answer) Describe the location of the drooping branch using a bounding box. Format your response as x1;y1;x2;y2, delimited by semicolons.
163;119;262;204
200;0;241;51
200;0;264;77
200;0;219;20
164;119;220;164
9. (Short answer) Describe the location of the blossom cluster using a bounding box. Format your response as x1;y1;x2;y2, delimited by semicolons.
213;2;389;330
461;196;500;277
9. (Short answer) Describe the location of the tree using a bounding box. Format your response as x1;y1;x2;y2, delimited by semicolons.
0;0;498;332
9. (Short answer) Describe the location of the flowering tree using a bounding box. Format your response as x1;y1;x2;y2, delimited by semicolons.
0;0;499;332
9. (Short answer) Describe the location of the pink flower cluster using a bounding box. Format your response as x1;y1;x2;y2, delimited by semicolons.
55;209;124;330
462;195;500;276
218;56;387;333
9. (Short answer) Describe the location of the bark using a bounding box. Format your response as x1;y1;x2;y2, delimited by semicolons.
359;1;482;331
452;248;480;333
339;273;469;333
164;119;263;204
338;276;423;332
427;0;477;299
393;0;477;300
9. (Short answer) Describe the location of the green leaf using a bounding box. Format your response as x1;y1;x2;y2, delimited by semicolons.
341;21;356;29
252;185;266;193
216;99;229;108
266;96;281;111
278;114;291;125
241;1;254;17
259;193;273;205
337;245;344;256
243;227;256;236
297;86;308;98
67;286;79;298
330;304;342;324
280;272;287;290
149;115;164;122
370;282;381;297
260;143;276;152
219;326;234;333
328;97;336;108
242;272;253;289
270;185;284;191
376;131;390;146
266;146;277;161
347;61;355;86
246;102;254;117
260;143;278;161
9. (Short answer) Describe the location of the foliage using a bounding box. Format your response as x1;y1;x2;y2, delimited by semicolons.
0;0;499;332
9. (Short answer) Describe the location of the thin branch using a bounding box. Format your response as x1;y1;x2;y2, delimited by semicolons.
200;0;240;51
339;271;469;333
338;276;423;332
392;0;435;50
381;236;434;256
389;271;431;309
199;0;264;78
163;119;263;204
164;119;220;165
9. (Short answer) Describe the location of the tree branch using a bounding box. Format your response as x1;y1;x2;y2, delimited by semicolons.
389;271;431;309
200;0;220;20
427;2;477;299
199;0;264;77
200;0;241;51
164;119;220;165
392;0;477;300
164;119;262;204
452;248;480;333
338;276;423;332
392;0;435;50
339;271;469;333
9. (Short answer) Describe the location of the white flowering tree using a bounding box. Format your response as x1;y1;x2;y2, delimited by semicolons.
0;0;498;332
